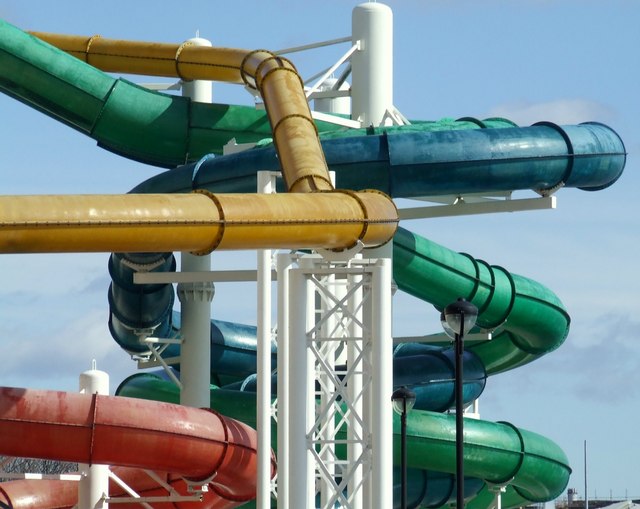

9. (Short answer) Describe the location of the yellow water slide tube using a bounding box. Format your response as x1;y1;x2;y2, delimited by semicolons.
0;32;398;254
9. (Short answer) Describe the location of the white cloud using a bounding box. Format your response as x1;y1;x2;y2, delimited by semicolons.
487;98;616;126
3;307;133;393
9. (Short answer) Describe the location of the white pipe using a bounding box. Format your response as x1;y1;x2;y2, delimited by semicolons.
370;258;393;509
178;255;214;408
288;265;315;508
351;3;393;127
276;253;293;509
181;37;213;102
78;363;110;509
179;39;214;409
257;172;274;509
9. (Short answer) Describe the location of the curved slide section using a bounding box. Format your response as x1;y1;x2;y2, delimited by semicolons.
393;227;571;375
116;373;571;508
0;18;335;167
0;386;274;509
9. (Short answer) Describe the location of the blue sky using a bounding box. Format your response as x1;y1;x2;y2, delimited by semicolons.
1;0;639;503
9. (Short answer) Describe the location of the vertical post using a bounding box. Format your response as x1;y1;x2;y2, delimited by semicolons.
584;440;589;509
490;485;506;509
257;172;274;509
181;37;213;103
351;3;393;127
79;363;109;509
455;324;465;509
289;267;315;508
179;36;213;409
400;406;408;509
370;258;393;509
277;253;293;509
177;258;214;408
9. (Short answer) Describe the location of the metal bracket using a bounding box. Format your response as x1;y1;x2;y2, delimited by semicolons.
133;336;183;388
105;470;206;507
398;192;556;220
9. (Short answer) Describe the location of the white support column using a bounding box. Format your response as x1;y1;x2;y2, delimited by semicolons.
276;253;294;509
257;172;275;509
179;37;213;409
282;254;389;509
289;266;316;509
177;264;214;408
368;258;393;509
351;3;393;127
490;484;507;509
78;363;109;509
181;37;213;103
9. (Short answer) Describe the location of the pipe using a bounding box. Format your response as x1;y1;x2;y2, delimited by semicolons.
131;122;626;197
0;191;398;254
0;386;275;506
29;29;334;193
78;368;110;509
351;2;394;127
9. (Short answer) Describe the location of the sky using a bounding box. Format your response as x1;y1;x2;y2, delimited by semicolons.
1;0;639;503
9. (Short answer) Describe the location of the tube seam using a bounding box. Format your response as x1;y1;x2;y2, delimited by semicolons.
192;189;224;255
533;121;574;194
84;34;101;63
494;420;526;485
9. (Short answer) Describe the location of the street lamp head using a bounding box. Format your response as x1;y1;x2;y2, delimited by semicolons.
441;298;479;339
391;386;417;415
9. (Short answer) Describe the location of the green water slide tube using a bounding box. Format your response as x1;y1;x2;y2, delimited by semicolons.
117;372;570;508
0;19;342;166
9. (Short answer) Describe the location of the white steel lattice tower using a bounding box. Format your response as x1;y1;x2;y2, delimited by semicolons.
280;254;393;509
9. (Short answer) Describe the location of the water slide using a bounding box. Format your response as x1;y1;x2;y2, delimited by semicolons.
0;18;627;509
0;386;273;509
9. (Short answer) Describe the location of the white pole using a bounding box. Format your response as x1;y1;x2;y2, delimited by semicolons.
370;258;393;509
257;172;274;509
491;485;506;509
289;265;315;508
181;37;213;103
78;362;110;509
177;266;214;408
179;37;214;409
351;3;393;127
276;253;293;509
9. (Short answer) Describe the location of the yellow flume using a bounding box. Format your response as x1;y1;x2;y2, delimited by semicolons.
0;192;398;254
31;32;336;193
23;31;398;253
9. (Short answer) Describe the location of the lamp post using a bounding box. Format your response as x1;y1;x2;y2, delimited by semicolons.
441;298;478;509
391;386;417;509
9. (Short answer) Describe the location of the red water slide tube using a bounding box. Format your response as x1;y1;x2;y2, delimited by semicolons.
0;387;274;509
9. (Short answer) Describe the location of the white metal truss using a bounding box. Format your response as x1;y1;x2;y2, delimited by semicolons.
280;253;392;509
398;191;556;220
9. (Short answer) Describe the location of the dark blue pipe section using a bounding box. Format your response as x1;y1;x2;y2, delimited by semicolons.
229;346;486;413
394;344;486;412
131;122;626;197
108;252;176;353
